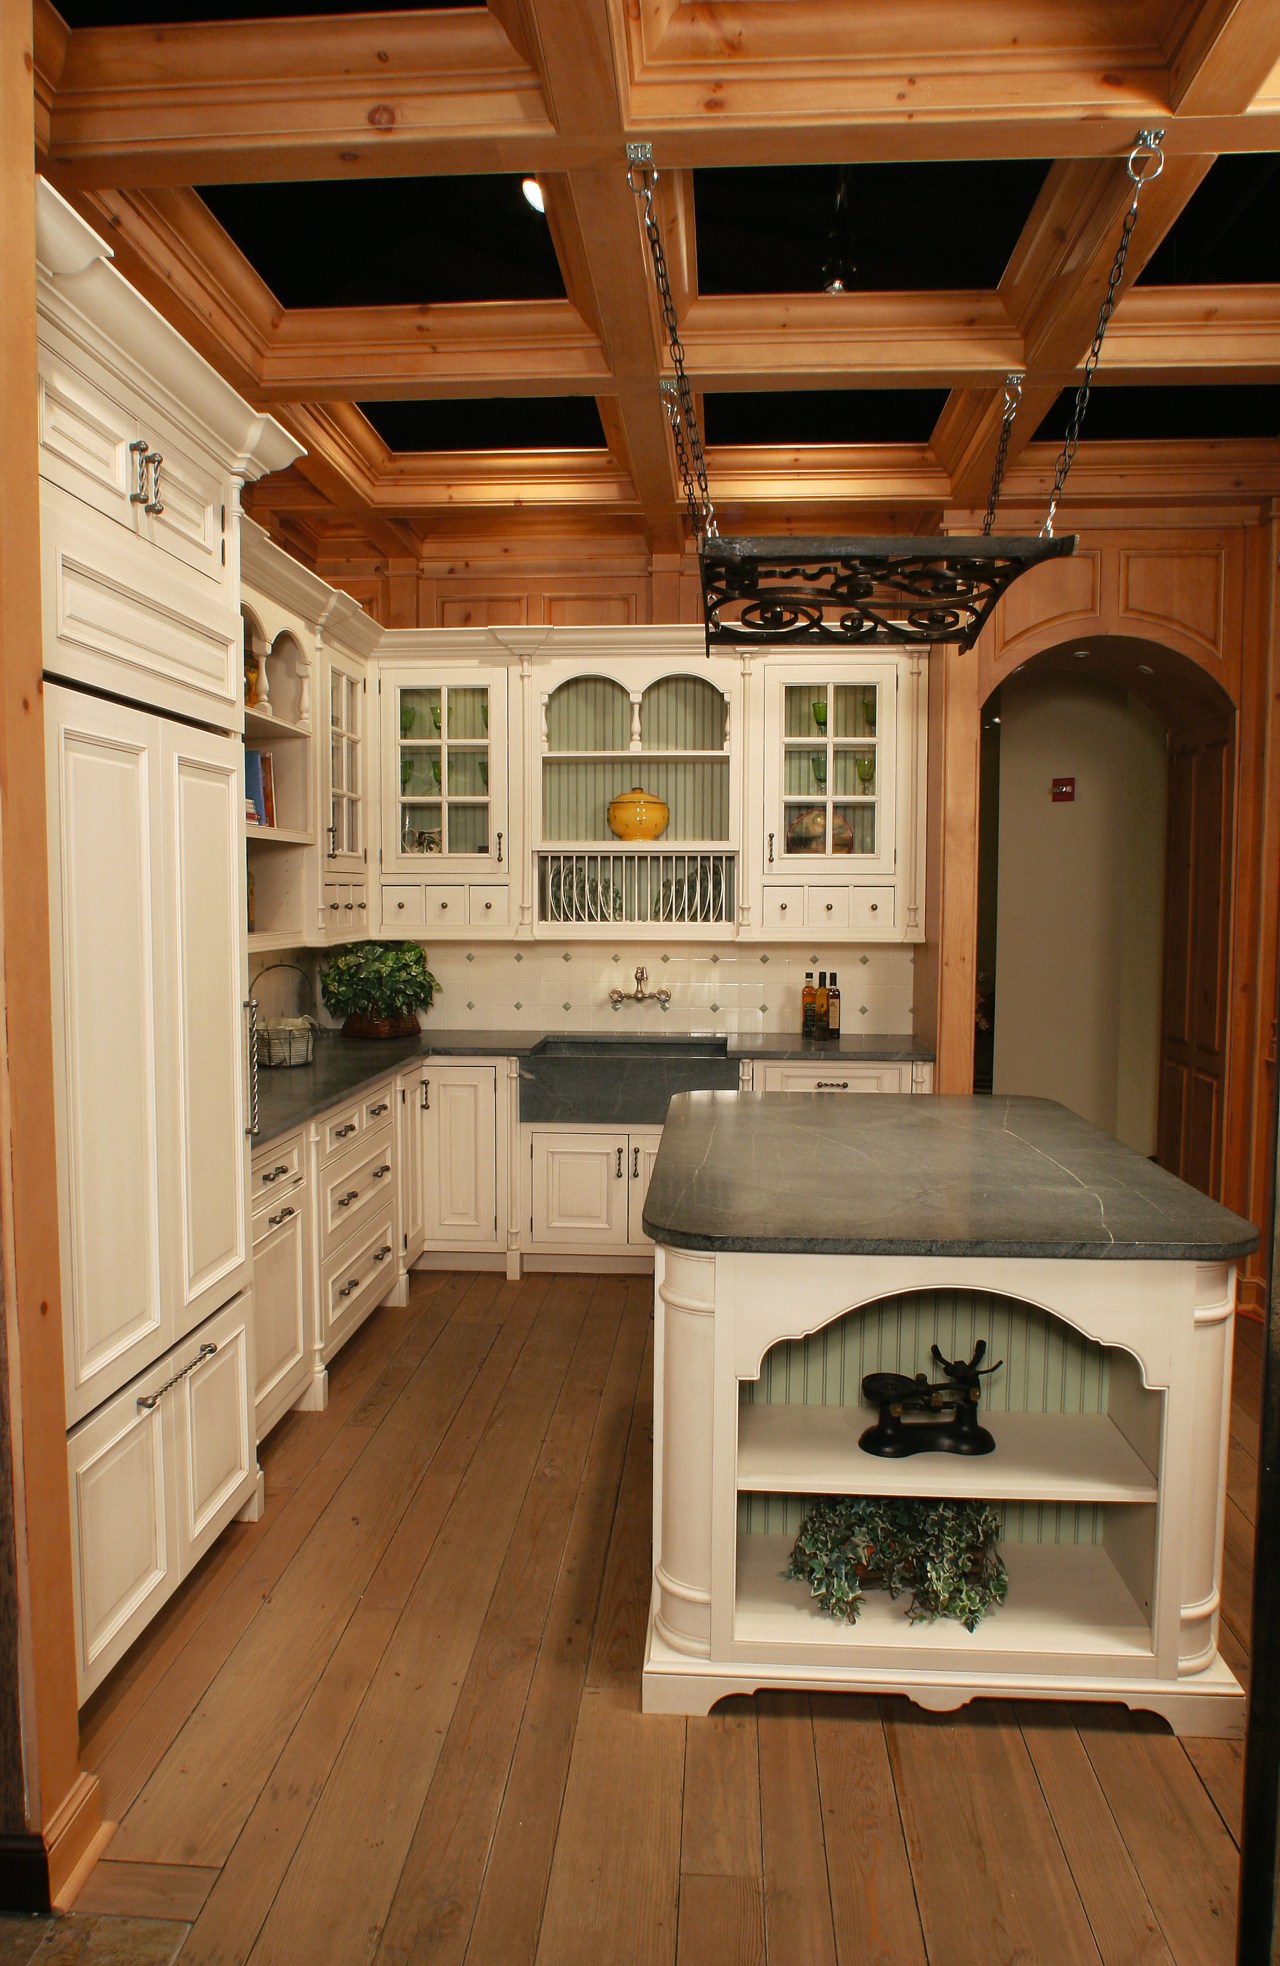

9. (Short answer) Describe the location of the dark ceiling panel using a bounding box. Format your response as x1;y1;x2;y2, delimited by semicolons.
1137;154;1280;286
703;390;949;446
359;396;606;451
199;177;564;307
694;161;1050;295
1032;384;1280;442
56;0;470;21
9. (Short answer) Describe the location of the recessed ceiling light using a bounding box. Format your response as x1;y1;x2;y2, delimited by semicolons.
1137;662;1154;675
1072;649;1089;658
522;177;546;215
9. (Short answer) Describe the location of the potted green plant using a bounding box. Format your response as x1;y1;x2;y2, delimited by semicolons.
787;1495;1007;1632
319;941;440;1040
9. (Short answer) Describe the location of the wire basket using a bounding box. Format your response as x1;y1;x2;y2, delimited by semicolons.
250;963;317;1069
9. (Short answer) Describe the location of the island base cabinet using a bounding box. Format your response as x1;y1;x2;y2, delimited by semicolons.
68;1291;259;1702
644;1248;1245;1737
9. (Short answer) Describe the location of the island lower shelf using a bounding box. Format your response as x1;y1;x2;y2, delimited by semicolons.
734;1532;1155;1663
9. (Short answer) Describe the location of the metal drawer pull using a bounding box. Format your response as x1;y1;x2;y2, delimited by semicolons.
372;1163;391;1179
815;1081;850;1090
338;1278;360;1298
137;1342;217;1410
369;1102;389;1116
616;1147;624;1178
262;1163;290;1183
632;1146;640;1177
129;438;149;504
373;1244;393;1262
244;998;259;1138
421;1079;430;1110
335;1122;357;1138
768;832;775;864
496;832;503;865
337;1188;360;1207
144;451;164;515
268;1205;296;1226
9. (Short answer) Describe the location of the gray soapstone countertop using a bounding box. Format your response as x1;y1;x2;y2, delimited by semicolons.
253;1028;934;1144
642;1092;1259;1261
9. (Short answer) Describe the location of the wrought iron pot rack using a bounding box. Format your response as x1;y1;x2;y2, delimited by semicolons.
627;132;1165;654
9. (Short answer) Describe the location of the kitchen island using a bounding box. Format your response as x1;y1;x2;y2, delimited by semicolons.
641;1093;1258;1732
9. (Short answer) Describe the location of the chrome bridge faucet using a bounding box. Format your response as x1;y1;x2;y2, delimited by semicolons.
609;965;671;1012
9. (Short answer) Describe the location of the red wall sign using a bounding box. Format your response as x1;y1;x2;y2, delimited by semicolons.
1051;777;1076;802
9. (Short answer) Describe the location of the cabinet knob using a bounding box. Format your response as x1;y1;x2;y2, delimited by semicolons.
358;902;367;911
870;903;879;914
440;901;449;911
329;902;340;912
397;901;405;911
484;901;492;912
344;902;354;911
779;902;787;913
825;903;834;913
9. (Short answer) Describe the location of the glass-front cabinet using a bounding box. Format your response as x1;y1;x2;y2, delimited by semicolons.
325;649;364;869
533;656;740;935
757;654;924;941
378;663;510;936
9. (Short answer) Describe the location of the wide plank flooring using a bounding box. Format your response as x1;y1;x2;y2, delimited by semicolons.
5;1273;1265;1964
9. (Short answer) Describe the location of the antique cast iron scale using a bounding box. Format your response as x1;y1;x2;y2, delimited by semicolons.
859;1341;1004;1458
627;133;1166;653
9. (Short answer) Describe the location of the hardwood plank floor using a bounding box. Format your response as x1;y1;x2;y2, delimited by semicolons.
37;1276;1265;1966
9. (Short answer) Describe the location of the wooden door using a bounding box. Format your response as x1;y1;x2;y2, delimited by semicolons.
45;685;170;1422
423;1064;498;1247
1157;728;1233;1197
531;1131;628;1247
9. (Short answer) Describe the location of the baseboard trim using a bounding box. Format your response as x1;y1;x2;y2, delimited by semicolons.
44;1769;103;1908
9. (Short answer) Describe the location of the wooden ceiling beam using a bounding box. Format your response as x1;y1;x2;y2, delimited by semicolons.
941;147;1216;504
260;300;608;401
42;10;552;188
1164;0;1280;112
680;293;1023;389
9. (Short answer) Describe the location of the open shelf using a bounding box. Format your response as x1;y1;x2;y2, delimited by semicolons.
245;707;309;741
735;1533;1155;1661
736;1406;1158;1505
245;825;314;847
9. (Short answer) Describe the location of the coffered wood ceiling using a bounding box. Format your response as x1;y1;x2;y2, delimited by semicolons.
30;0;1280;568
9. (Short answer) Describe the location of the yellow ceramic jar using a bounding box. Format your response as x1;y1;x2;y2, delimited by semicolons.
607;785;670;840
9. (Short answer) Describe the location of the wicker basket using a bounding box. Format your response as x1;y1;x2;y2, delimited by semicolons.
251;963;317;1069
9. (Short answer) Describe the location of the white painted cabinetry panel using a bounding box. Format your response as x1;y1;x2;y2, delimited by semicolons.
423;1064;499;1248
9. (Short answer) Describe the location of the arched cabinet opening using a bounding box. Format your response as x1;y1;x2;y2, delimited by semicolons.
736;1288;1162;1662
537;665;737;932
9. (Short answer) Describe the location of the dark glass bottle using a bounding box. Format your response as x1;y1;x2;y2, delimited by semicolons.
815;971;829;1041
801;971;817;1040
827;971;841;1040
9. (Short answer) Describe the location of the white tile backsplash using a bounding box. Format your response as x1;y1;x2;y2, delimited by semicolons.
269;939;915;1037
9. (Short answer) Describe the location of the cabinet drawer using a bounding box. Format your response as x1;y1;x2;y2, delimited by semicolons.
318;1129;395;1257
760;886;802;931
363;1088;395;1127
850;886;895;932
758;1061;913;1094
469;886;509;927
323;880;369;930
320;1211;397;1349
422;884;467;926
38;342;137;520
251;1132;304;1211
318;1100;363;1160
805;886;851;930
383;885;424;927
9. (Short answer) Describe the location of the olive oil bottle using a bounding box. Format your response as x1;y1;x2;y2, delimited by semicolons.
801;971;817;1040
815;971;830;1040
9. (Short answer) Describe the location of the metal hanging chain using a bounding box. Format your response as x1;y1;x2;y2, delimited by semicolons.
982;372;1025;536
1041;128;1165;538
627;142;718;540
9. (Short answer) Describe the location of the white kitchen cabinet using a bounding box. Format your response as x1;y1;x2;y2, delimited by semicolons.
321;645;368;931
423;1064;500;1249
528;1127;663;1250
303;1081;402;1400
752;653;926;943
753;1060;934;1094
398;1063;430;1269
35;181;298;729
250;1130;311;1441
67;1290;258;1701
45;684;252;1426
377;663;512;935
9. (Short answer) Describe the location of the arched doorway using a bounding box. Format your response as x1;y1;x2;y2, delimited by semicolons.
976;635;1236;1197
